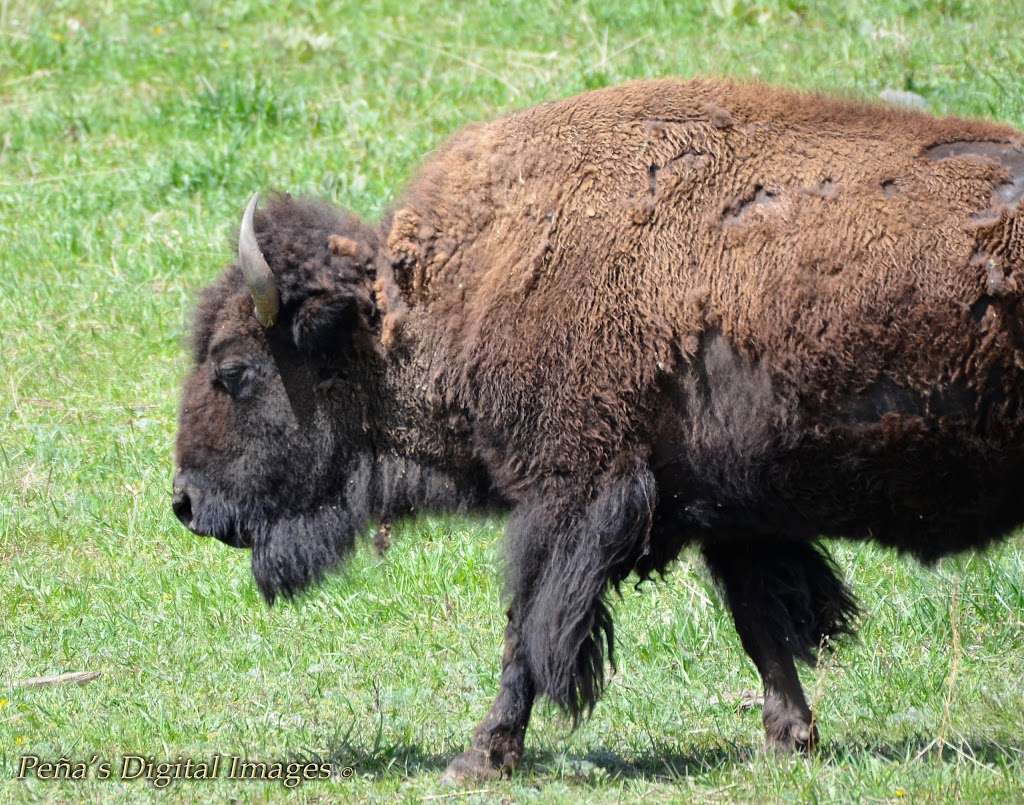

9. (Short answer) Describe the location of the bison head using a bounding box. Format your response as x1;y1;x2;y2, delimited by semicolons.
173;193;383;602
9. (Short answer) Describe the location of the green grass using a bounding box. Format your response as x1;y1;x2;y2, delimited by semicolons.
3;0;1024;801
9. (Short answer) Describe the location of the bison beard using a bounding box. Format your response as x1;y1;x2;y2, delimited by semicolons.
250;456;371;603
251;503;362;604
250;453;492;603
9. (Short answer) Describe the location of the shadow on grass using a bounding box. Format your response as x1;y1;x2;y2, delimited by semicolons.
822;734;1024;767
323;735;755;782
324;733;1024;782
582;735;1024;781
325;741;453;777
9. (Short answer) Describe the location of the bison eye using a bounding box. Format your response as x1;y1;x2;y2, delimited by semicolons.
214;362;252;398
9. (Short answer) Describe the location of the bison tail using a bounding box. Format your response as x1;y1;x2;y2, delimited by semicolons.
508;466;657;724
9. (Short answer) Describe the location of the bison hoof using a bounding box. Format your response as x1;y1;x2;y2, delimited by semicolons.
765;717;818;755
440;748;514;785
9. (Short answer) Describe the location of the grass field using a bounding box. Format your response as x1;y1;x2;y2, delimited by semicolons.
3;0;1024;801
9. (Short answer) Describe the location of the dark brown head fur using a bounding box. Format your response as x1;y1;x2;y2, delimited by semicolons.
175;194;493;600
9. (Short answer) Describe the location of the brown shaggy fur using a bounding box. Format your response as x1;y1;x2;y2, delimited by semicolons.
384;78;1024;555
175;77;1024;779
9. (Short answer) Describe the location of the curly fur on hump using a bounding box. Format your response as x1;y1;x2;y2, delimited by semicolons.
177;78;1024;724
387;77;1024;558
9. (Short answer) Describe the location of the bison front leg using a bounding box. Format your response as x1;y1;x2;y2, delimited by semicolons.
444;464;656;782
703;540;858;754
442;603;536;783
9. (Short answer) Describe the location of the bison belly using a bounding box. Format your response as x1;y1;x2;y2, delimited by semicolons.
650;331;1024;561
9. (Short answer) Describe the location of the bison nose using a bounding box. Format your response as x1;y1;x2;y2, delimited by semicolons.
172;476;193;528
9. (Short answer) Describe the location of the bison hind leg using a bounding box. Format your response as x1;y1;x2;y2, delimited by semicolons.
704;540;859;753
765;541;860;662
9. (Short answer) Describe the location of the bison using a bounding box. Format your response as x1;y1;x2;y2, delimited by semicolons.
173;77;1024;781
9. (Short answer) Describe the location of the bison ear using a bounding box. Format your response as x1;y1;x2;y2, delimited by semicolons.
290;235;377;353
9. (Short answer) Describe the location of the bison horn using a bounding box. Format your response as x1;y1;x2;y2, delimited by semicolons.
238;193;280;327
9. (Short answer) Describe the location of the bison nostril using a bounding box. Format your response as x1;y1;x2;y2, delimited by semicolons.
172;488;193;527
